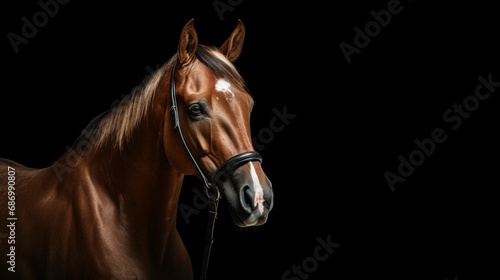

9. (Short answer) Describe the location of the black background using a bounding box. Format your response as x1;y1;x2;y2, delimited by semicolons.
1;1;499;279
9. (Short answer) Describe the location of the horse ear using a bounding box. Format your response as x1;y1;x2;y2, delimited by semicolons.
177;18;198;67
219;19;245;62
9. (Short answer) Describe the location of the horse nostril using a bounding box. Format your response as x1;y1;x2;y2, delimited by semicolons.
240;185;255;214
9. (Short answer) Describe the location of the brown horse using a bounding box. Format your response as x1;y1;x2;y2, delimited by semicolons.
0;19;273;280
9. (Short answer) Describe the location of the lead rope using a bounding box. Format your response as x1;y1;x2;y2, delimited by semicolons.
200;198;218;280
169;61;220;280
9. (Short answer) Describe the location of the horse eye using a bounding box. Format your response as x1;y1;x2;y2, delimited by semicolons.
188;103;204;117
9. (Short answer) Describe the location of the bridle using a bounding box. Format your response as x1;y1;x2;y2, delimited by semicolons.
168;61;263;280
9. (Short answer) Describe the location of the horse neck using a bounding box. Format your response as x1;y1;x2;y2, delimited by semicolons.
89;119;182;222
59;99;184;255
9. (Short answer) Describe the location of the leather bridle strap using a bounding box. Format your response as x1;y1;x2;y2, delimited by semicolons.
169;61;262;280
170;62;218;200
212;152;263;184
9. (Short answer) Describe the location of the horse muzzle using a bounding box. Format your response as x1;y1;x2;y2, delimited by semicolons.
212;153;274;227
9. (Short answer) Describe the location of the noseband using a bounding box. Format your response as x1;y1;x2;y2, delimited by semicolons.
168;61;262;280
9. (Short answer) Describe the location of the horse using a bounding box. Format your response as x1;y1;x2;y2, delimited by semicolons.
0;18;274;280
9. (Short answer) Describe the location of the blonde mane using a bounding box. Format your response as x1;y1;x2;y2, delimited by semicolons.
83;58;173;151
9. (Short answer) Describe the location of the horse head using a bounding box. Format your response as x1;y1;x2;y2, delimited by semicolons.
162;19;274;227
